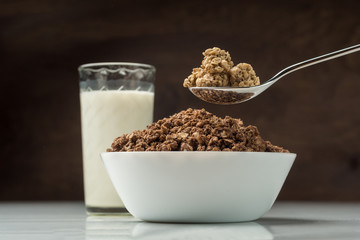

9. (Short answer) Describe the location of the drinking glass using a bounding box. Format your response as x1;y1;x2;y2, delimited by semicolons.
78;62;155;215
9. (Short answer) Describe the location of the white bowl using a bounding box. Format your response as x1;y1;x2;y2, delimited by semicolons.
101;152;296;223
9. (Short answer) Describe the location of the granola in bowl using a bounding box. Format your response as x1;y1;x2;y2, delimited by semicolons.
108;108;288;152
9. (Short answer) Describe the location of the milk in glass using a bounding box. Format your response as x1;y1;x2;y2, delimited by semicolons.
80;90;154;209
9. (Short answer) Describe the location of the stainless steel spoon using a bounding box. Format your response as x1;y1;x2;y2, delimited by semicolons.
189;44;360;104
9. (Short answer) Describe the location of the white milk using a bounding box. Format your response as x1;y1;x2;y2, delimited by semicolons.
80;90;154;209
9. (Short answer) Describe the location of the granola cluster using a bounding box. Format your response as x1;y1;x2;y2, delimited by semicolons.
108;108;289;152
183;47;260;88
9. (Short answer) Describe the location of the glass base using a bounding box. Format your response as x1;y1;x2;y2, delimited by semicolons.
86;206;129;216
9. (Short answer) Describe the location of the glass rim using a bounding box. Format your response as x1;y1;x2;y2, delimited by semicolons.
78;62;155;72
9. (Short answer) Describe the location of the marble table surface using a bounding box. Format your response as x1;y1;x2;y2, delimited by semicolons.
0;201;359;239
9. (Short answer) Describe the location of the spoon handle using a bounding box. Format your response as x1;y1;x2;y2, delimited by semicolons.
268;43;360;83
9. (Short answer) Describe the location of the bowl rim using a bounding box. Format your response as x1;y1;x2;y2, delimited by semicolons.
101;151;296;156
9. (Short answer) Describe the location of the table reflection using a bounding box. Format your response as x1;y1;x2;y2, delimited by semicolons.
86;216;273;240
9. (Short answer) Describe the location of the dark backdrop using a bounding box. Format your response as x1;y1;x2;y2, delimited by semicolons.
1;0;360;201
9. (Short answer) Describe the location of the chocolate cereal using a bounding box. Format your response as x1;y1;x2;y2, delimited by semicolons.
190;88;254;104
108;108;289;152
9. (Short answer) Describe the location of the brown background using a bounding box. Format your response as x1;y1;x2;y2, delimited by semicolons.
1;0;359;201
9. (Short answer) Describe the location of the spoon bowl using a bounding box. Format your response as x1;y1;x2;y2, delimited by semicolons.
189;44;360;104
189;81;274;104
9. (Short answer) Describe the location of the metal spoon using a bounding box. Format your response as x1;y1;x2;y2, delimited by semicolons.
189;44;360;104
